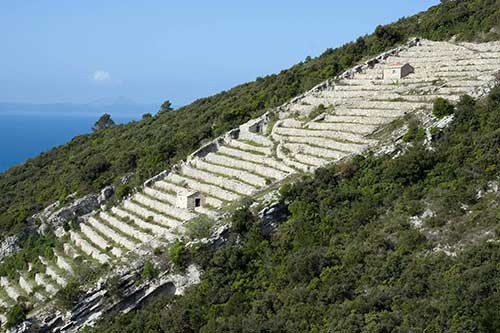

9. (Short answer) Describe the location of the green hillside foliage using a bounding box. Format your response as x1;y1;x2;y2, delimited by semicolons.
0;0;498;237
86;86;500;333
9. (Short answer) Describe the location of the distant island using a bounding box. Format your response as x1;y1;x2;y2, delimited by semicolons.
0;97;159;117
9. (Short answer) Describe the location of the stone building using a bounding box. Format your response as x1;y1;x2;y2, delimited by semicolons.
241;118;264;134
176;190;204;210
383;63;414;79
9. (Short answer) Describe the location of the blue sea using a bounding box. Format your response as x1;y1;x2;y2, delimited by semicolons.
0;113;140;173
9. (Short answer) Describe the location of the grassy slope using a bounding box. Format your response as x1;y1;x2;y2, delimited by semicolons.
86;86;500;333
0;0;498;238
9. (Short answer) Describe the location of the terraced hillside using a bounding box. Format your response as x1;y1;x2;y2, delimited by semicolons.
1;38;500;327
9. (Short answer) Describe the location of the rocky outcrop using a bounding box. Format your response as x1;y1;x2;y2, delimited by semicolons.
34;186;114;234
0;236;20;264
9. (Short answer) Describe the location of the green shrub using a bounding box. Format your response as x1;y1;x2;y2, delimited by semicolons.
169;241;187;269
142;261;157;280
403;121;426;142
432;98;455;118
6;304;27;328
185;216;215;240
308;104;327;120
55;281;82;310
116;184;131;199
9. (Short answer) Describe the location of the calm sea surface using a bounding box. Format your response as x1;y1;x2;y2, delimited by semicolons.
0;113;139;173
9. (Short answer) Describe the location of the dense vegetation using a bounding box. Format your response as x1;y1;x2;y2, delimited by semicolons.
87;86;500;332
1;0;499;238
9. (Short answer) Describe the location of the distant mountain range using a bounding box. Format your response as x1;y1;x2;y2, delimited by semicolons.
0;97;161;117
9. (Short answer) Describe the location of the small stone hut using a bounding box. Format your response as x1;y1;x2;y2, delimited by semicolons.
241;118;264;134
383;63;414;80
176;190;204;210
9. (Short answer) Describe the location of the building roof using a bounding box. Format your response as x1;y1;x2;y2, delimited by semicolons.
386;62;409;68
177;189;200;197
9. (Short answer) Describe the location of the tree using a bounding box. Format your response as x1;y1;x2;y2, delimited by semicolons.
92;113;116;132
159;100;173;114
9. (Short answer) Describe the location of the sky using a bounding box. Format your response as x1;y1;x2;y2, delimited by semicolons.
0;0;440;108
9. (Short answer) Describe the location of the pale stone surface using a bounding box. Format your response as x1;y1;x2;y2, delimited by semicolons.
143;186;177;206
282;145;330;167
80;223;119;256
100;212;152;243
69;230;111;264
0;236;20;264
167;173;241;202
205;153;287;180
228;139;273;155
218;146;295;173
237;130;273;146
307;121;377;134
124;198;186;230
111;207;176;240
181;164;257;196
133;192;196;221
193;158;268;188
43;264;67;287
54;252;74;274
154;181;224;208
323;115;390;125
34;273;58;295
283;143;347;160
63;243;80;259
273;126;373;144
276;144;312;172
0;277;22;301
87;217;138;251
18;275;34;294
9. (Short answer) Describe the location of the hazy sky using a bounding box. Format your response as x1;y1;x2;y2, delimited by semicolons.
0;0;440;107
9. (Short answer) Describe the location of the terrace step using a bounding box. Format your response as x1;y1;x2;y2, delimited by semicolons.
273;126;373;145
218;145;295;174
54;251;74;274
283;143;348;161
227;139;273;155
193;158;268;188
276;144;312;172
205;153;287;180
40;257;68;287
69;231;111;264
100;212;153;244
167;173;241;202
333;108;407;118
80;223;123;257
34;273;58;296
272;132;367;154
88;217;139;252
111;206;177;241
323;115;392;125
0;277;23;302
306;121;377;135
123;199;186;231
143;186;177;206
181;164;257;196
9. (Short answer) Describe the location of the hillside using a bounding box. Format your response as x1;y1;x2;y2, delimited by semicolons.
0;0;500;331
86;85;500;332
0;32;499;333
0;0;498;238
